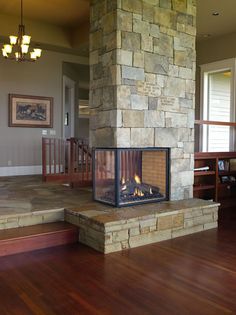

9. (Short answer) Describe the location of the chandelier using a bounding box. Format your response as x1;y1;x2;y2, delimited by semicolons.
2;0;42;62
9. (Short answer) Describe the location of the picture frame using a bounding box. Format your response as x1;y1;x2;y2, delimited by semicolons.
218;160;225;171
9;94;53;128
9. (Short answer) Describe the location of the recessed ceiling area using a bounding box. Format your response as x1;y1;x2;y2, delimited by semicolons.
1;0;236;54
197;0;236;40
0;0;89;27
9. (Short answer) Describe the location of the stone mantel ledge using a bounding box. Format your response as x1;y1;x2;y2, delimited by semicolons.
66;198;220;228
65;199;220;254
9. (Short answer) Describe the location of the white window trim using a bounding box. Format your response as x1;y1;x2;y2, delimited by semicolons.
200;58;236;152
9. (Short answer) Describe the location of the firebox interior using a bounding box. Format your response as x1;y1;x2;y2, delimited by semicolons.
93;148;170;207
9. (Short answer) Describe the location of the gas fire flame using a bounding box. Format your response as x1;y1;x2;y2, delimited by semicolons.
134;174;141;184
134;187;144;197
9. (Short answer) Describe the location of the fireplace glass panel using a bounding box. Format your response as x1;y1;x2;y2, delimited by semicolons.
93;148;169;207
93;149;116;205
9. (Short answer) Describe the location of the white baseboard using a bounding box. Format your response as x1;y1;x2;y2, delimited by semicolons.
0;165;42;176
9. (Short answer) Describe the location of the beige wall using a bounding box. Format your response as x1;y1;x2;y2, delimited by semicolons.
0;51;88;173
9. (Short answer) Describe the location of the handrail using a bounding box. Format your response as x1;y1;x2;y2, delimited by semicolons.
195;120;236;127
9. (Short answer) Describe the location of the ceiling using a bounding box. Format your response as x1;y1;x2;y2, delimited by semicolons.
0;0;236;45
0;0;89;28
197;0;236;40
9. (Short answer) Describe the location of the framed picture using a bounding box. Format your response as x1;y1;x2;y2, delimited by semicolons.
218;160;225;171
9;94;53;128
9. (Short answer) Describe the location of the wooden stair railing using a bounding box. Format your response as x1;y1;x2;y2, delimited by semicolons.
42;137;92;186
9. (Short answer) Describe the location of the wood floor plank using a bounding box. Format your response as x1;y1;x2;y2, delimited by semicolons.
0;226;235;315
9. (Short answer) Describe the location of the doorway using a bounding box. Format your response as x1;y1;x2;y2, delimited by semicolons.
63;75;75;139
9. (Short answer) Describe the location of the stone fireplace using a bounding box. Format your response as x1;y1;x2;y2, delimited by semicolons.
65;0;219;254
90;0;196;201
93;147;170;206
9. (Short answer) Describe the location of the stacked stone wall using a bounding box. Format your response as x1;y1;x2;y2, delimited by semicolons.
90;0;196;200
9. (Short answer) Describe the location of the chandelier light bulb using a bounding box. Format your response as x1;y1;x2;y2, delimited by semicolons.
34;48;42;58
30;51;37;60
22;35;31;45
9;36;17;45
2;49;8;57
3;44;12;54
21;44;29;54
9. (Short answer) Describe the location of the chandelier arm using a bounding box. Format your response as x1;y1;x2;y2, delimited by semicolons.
21;0;23;25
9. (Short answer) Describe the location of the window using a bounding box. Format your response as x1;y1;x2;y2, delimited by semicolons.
200;59;235;152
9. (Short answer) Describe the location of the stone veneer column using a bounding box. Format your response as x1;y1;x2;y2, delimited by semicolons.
90;0;196;200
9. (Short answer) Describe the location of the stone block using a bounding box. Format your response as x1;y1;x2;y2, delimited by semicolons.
137;81;161;97
117;49;133;66
134;52;144;68
140;218;157;228
145;52;169;74
129;229;172;248
122;31;141;51
158;96;179;111
116;128;131;147
131;128;154;147
133;18;150;34
113;229;129;242
122;66;145;81
148;97;158;110
122;0;142;14
140;227;151;234
117;10;133;32
150;23;160;38
172;214;184;228
141;36;153;52
174;51;188;67
158;215;173;230
144;110;165;127
172;0;187;13
154;7;177;29
129;227;140;236
131;94;148;110
172;225;203;238
171;170;194;187
143;2;154;22
163;77;186;98
193;214;213;226
18;214;43;227
165;112;188;128
171;158;191;173
179;67;193;80
117;85;131;109
153;33;173;57
123;110;144;127
105;242;122;254
155;128;178;148
103;11;116;34
204;222;218;230
43;211;64;223
184;218;194;228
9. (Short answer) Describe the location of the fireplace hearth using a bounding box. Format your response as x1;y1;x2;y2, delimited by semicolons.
93;148;170;207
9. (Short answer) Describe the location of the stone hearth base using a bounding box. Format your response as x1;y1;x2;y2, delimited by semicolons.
65;199;219;254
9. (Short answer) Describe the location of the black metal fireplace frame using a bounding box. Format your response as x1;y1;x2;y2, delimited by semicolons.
92;147;170;208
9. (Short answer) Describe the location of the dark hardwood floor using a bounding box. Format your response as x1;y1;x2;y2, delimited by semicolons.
0;225;235;315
